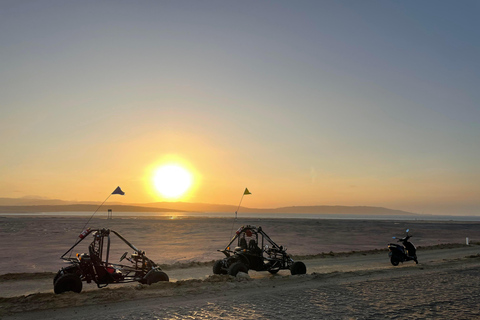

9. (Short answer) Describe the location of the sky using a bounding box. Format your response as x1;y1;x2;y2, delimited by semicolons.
1;1;479;215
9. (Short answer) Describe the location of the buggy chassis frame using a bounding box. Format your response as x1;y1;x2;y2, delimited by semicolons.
214;225;306;276
56;228;167;292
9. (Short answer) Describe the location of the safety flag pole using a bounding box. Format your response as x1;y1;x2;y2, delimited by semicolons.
230;188;251;238
235;188;251;220
80;186;125;233
67;187;125;259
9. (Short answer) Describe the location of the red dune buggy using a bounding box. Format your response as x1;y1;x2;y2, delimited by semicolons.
54;228;168;294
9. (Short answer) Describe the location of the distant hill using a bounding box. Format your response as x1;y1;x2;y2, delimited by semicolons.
144;202;416;215
0;204;184;213
0;198;416;215
252;206;416;215
0;197;102;206
142;202;241;213
0;197;73;206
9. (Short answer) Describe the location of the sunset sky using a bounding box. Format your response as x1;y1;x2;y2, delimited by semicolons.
1;1;479;215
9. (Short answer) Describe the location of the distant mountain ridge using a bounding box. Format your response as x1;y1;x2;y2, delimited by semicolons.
144;202;416;215
0;204;184;213
0;198;416;215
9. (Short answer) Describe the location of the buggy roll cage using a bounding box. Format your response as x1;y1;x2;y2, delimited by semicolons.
219;225;285;257
60;228;152;270
58;228;165;288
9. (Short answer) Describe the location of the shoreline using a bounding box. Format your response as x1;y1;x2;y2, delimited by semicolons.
1;212;480;221
0;242;474;279
1;216;479;275
1;250;480;318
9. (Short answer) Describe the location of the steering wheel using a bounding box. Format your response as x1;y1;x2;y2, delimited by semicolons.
120;251;128;262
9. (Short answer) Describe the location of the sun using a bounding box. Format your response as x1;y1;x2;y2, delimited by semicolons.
153;164;193;199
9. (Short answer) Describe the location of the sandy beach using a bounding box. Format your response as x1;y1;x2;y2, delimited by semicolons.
2;248;480;319
1;216;480;319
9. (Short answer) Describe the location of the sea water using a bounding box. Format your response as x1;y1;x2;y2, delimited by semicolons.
2;211;480;221
0;214;479;274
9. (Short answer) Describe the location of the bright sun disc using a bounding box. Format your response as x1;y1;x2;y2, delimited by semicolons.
153;165;193;199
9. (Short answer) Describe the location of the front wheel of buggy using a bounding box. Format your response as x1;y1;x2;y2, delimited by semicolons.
53;265;79;284
54;273;82;294
228;262;249;277
268;269;279;274
146;270;169;285
213;260;227;275
53;270;63;285
290;261;307;275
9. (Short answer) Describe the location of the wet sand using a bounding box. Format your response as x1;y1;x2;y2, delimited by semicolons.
2;251;480;319
1;215;480;319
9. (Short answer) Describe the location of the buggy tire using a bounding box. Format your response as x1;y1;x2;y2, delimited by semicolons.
268;269;279;274
146;270;169;285
290;261;307;275
390;257;400;266
228;261;248;277
54;265;79;284
54;273;82;294
53;270;62;285
213;260;227;275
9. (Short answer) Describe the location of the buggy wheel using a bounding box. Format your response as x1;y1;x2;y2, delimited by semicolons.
290;261;307;275
54;265;79;284
146;270;169;285
268;269;279;274
53;270;63;284
54;273;82;294
213;260;227;275
390;257;400;266
228;261;249;277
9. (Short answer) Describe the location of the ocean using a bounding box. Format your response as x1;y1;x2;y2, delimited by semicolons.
1;214;480;274
1;211;480;221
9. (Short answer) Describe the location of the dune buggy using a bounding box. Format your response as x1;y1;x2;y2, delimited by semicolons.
54;228;169;294
213;225;306;276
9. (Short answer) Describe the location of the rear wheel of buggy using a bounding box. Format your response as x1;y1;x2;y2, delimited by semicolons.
390;257;400;266
54;273;83;294
290;261;307;275
146;270;169;285
213;260;227;275
228;261;249;277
